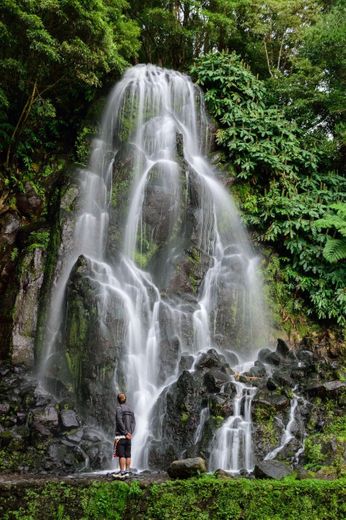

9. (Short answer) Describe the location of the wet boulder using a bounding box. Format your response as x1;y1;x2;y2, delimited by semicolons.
167;457;207;479
65;429;84;444
208;393;234;417
32;406;59;429
276;338;290;358
60;409;80;429
306;381;346;398
254;460;293;480
244;363;266;379
224;350;240;367
296;350;314;366
272;369;293;388
204;369;230;393
266;378;277;391
179;353;194;372
264;352;281;366
258;348;272;364
195;349;229;372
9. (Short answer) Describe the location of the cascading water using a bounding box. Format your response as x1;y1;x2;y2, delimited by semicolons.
209;364;257;474
264;388;304;462
39;64;269;472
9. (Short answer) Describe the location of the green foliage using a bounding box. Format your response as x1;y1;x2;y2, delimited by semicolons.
315;203;346;263
192;51;346;329
1;477;346;520
191;52;317;183
0;0;140;178
135;236;158;269
132;0;322;77
27;230;50;252
74;126;97;167
266;1;345;161
304;439;326;470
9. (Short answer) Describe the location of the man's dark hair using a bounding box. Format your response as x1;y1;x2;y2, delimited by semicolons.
117;392;126;404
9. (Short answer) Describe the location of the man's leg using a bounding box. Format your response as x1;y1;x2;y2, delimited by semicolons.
118;440;127;473
125;439;132;472
119;457;126;472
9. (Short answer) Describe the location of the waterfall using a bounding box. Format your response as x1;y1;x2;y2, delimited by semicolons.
39;64;269;471
264;388;303;462
208;363;257;474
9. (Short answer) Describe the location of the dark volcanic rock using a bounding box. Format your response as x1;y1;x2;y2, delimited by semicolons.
16;182;43;217
204;369;229;393
179;353;194;372
65;429;84;444
195;349;229;372
296;350;314;365
0;363;112;474
0;404;10;414
266;378;277;391
60;410;80;429
149;348;235;467
306;381;346;398
247;364;266;378
272;369;293;388
167;457;207;479
265;352;281;366
32;406;59;428
254;460;293;480
276;338;290;358
62;254;122;433
224;351;240;367
258;348;272;364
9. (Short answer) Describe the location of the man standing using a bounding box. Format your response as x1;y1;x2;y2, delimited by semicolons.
113;392;136;479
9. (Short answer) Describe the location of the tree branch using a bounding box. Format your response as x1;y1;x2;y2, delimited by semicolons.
263;39;273;78
277;34;285;72
5;80;38;168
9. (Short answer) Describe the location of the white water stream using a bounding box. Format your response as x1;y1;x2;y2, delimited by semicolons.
39;65;269;472
209;362;257;474
264;388;302;462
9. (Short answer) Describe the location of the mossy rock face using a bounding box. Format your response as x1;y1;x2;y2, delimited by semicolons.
148;350;236;468
11;248;46;366
0;363;104;474
35;179;78;360
0;212;22;361
107;137;213;294
252;400;282;457
63;255;124;434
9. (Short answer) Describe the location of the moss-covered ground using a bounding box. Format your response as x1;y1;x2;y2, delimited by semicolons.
0;475;345;520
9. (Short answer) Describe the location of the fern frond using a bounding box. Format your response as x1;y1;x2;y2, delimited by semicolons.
331;202;346;216
323;238;346;263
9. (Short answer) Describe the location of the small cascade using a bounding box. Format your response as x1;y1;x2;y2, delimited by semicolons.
209;364;257;474
194;407;210;444
40;64;270;471
264;389;299;461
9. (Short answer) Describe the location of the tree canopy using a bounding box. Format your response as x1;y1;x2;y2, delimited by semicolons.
0;0;140;171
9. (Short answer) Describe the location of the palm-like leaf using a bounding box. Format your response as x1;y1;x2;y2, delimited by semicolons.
323;238;346;263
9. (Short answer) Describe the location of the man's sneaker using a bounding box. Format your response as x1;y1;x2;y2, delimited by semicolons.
112;472;127;480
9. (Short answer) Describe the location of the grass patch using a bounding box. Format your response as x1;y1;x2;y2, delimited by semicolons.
1;476;346;519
